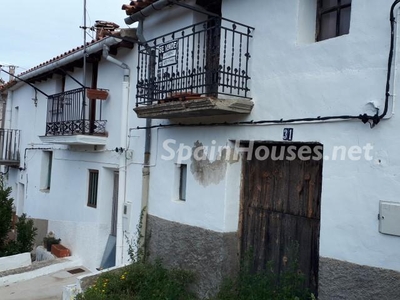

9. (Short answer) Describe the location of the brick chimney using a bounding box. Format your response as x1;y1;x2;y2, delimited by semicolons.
94;21;120;39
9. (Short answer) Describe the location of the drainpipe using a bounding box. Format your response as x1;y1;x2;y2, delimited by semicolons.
103;45;130;266
0;92;6;129
140;117;152;257
5;91;12;130
137;19;152;256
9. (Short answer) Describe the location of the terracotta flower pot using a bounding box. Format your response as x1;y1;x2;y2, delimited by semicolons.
86;89;109;100
51;244;70;258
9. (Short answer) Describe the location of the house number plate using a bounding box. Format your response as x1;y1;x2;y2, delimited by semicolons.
283;128;294;141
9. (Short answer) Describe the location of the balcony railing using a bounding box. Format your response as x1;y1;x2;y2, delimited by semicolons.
0;129;20;165
136;17;254;106
45;88;107;136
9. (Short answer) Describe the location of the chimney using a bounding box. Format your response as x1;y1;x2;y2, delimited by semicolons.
8;66;16;82
94;21;120;39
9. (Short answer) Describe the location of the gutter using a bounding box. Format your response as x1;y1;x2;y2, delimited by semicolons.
125;0;173;25
102;45;131;266
17;37;123;83
124;0;222;26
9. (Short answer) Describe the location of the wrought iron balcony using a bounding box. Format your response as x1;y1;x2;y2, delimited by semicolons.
45;88;107;136
135;17;254;119
0;129;20;166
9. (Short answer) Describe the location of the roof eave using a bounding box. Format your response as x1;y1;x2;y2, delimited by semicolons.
19;37;124;83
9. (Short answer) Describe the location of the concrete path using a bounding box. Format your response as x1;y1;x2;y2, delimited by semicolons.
0;267;90;300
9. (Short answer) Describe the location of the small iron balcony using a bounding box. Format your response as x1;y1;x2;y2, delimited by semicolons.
42;88;108;146
0;129;20;166
134;17;254;119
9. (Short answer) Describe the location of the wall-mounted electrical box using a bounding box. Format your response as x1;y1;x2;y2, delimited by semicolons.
123;203;131;234
379;201;400;237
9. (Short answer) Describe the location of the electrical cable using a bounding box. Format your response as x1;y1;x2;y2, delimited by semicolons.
0;166;10;176
381;0;400;119
134;1;400;131
22;147;54;171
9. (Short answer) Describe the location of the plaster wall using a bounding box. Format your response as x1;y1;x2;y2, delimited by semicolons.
3;44;145;270
4;0;400;277
142;0;400;275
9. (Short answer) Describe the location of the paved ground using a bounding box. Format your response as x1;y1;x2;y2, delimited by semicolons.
0;267;90;300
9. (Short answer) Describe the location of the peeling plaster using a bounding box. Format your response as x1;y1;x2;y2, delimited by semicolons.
190;141;238;187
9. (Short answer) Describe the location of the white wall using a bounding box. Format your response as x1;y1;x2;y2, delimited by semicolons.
0;253;31;272
5;0;400;275
4;42;146;270
140;0;400;274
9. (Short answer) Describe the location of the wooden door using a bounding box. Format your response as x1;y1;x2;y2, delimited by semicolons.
240;143;322;294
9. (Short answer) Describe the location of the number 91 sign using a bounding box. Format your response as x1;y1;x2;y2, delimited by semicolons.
283;128;294;141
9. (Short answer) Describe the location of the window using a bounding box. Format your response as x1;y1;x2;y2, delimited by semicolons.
317;0;351;41
87;170;99;208
179;164;187;201
40;151;53;190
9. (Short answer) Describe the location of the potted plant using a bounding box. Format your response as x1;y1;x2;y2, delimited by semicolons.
43;231;61;252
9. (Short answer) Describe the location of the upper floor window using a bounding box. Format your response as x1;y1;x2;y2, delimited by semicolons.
317;0;351;41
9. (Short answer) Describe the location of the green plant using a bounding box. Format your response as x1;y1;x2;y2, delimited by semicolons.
0;214;38;256
43;236;61;252
125;207;146;263
0;179;14;251
213;245;314;300
77;206;197;300
76;261;197;300
0;176;37;256
15;213;37;253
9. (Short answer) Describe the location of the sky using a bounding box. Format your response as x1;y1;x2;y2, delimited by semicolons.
0;0;129;81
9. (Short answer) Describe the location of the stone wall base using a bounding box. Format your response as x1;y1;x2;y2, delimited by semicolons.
146;216;400;299
319;257;400;299
146;215;239;299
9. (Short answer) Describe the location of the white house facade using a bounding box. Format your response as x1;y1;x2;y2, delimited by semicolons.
2;0;400;298
0;28;147;272
125;0;400;298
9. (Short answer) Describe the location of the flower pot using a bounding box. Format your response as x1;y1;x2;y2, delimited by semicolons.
87;89;109;100
51;244;70;258
43;238;61;252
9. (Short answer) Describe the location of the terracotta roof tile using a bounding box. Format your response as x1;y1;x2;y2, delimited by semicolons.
122;0;158;16
16;37;107;78
1;21;126;92
0;36;113;92
0;80;17;92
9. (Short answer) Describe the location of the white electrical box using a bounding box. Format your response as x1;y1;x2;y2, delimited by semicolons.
122;203;131;234
379;201;400;236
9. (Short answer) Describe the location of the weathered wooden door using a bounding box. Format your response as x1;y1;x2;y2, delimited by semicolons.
240;143;322;294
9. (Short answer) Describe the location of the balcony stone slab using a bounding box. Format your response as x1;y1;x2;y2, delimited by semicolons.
134;97;254;119
39;135;107;146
